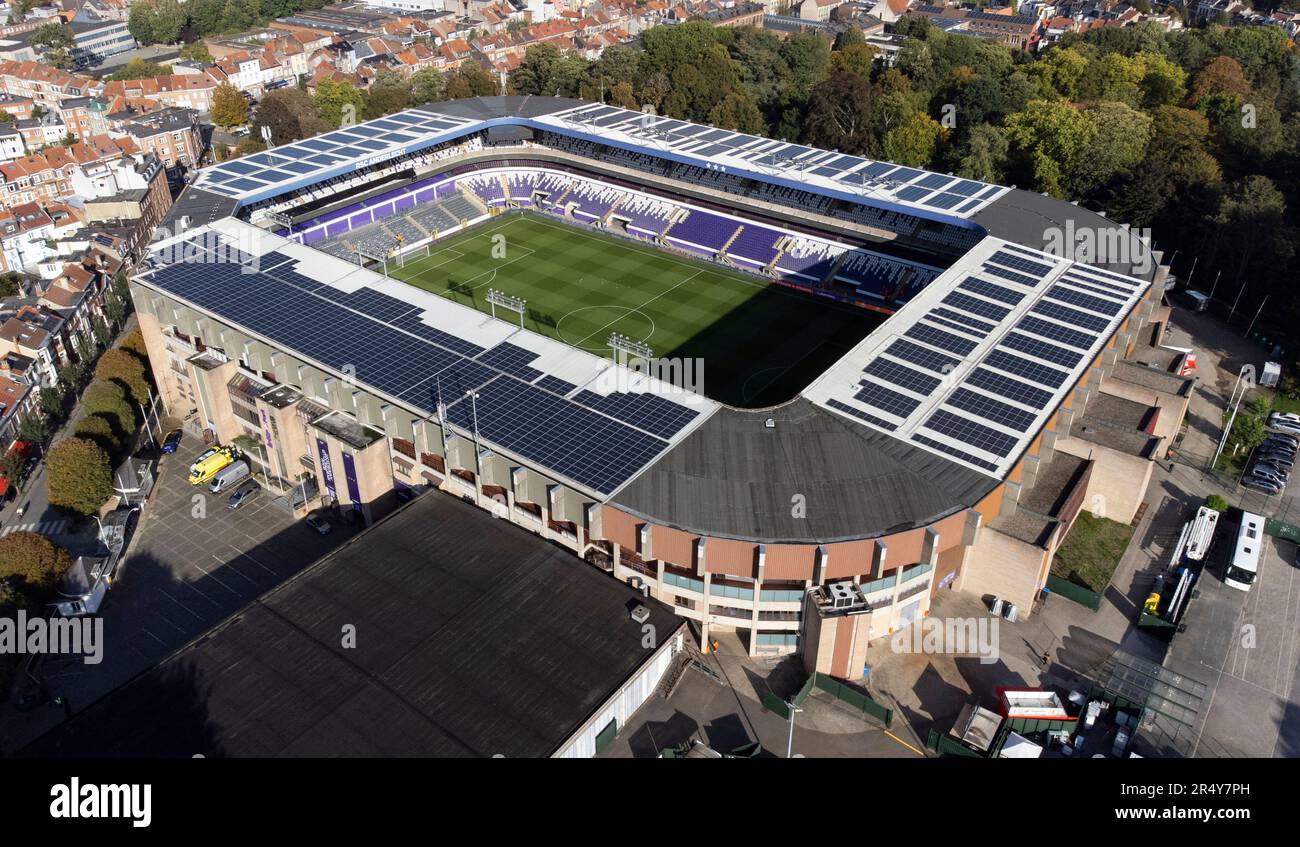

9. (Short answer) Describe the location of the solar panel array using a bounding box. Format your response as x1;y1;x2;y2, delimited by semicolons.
812;241;1150;476
540;103;1007;218
141;235;705;495
194;109;477;200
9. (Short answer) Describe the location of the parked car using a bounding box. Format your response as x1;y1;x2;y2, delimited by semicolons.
1243;476;1284;495
1267;420;1300;437
1261;437;1297;452
1256;453;1295;471
1269;412;1300;425
1250;467;1287;487
207;460;251;494
227;480;260;510
305;510;332;535
161;429;183;454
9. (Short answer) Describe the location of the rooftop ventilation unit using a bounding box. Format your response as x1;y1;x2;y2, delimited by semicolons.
630;604;651;624
828;581;857;609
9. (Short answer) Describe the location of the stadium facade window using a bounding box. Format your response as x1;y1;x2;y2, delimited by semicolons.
901;563;933;583
759;588;804;603
663;572;704;594
860;573;899;595
756;633;799;647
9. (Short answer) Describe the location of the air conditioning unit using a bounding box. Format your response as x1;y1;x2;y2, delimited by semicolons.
828;581;856;609
630;604;650;624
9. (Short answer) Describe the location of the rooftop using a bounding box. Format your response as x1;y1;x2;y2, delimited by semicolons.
25;492;683;758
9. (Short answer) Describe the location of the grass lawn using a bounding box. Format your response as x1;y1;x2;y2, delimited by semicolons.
1051;511;1136;592
388;213;881;407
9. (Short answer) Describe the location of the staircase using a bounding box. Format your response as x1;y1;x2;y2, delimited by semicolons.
717;223;743;264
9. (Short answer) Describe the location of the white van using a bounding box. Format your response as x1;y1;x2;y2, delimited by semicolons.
208;460;250;494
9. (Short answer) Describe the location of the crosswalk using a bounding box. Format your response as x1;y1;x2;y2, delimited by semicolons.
1;519;68;538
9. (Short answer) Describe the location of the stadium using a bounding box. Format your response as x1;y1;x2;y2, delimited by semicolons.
130;96;1180;675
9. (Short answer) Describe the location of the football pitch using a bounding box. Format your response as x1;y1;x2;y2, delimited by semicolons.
389;214;882;408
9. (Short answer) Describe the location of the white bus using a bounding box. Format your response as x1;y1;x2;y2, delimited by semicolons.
1225;511;1264;591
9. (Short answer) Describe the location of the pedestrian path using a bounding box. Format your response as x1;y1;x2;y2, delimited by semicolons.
1;519;68;538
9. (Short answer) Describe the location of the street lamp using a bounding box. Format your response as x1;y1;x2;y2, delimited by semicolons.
785;702;804;759
1210;364;1254;471
465;390;481;505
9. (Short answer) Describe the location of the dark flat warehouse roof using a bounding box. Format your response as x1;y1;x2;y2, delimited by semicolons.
612;398;997;544
25;493;681;758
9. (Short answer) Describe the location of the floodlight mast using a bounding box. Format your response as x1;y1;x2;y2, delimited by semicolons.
486;288;526;329
608;332;652;365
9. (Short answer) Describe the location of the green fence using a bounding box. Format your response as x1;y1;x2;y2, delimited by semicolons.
1266;518;1300;544
813;673;893;727
761;691;790;720
926;729;984;758
1045;573;1103;611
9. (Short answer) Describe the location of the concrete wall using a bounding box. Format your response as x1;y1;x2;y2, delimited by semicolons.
1052;436;1153;525
961;526;1046;615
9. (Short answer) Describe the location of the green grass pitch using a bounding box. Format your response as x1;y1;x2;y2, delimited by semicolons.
389;214;882;408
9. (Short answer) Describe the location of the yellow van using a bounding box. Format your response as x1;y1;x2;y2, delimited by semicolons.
188;446;237;485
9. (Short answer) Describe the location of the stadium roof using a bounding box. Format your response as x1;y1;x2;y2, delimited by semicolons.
804;237;1151;477
612;397;996;543
136;219;717;499
537;102;1007;220
24;493;684;758
193;96;1005;222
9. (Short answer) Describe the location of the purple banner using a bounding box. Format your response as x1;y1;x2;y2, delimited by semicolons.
341;451;363;513
316;438;337;502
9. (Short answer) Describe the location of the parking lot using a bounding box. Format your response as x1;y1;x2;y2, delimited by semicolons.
2;433;350;753
1166;528;1300;758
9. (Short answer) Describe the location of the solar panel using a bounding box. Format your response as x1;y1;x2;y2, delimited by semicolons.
924;409;1018;457
865;358;941;395
932;306;995;335
925;313;985;338
534;375;575;395
959;278;1023;306
1001;332;1083;369
1046;284;1123;316
478;343;544;382
1016;315;1093;350
904;323;978;356
572;390;700;440
1061;271;1131;298
1031;300;1110;333
984;350;1069;389
854;381;922;419
442;377;670;493
982;264;1040;288
988;250;1055;278
912;434;999;472
886;338;960;375
967;367;1053;409
827;399;898;431
947;388;1037;432
942;291;1010;322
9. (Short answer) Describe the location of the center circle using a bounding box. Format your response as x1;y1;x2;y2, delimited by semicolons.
555;305;655;352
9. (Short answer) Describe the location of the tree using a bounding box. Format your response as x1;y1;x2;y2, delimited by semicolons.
81;380;136;438
179;41;214;63
882;112;944;167
95;349;151;406
410;68;446;105
313;79;366;129
1069;101;1153;198
73;414;120;458
47;438;114;517
0;532;73;596
211;83;249;128
805;71;876;155
221;0;261;34
120;329;150;362
1188;56;1251;104
29;22;73;68
364;70;411;119
1003;99;1098;197
107;59;174;81
253;88;327;146
39;384;66;424
16;414;48;445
